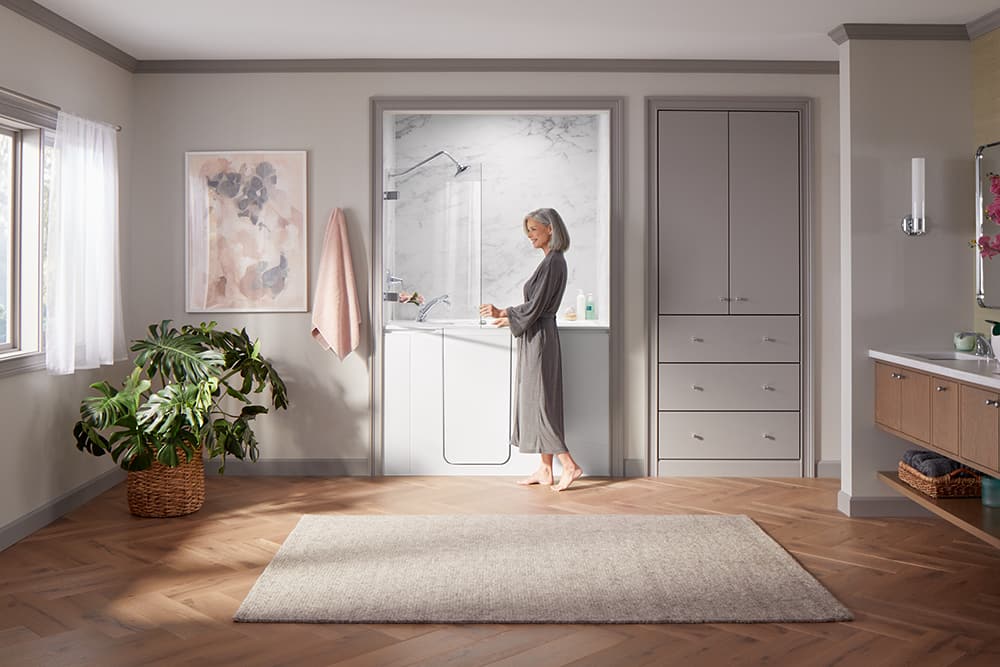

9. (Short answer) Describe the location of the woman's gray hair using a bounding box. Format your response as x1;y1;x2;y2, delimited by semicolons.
523;207;571;252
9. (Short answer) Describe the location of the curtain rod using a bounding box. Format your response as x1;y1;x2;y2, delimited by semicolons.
0;85;122;132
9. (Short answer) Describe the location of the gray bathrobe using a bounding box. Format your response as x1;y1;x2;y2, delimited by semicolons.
507;250;568;454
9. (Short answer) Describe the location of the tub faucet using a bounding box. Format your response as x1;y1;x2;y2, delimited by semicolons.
972;333;995;358
416;294;450;321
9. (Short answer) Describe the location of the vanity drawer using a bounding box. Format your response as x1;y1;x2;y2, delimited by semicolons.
658;411;800;459
658;316;799;363
658;363;799;411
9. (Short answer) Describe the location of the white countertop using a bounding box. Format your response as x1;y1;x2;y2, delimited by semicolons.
868;348;1000;390
386;318;610;332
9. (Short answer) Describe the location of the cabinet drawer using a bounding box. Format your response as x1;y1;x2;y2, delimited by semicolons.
658;363;799;410
658;411;800;459
658;316;799;362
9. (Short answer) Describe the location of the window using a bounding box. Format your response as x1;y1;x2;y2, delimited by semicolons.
0;88;55;375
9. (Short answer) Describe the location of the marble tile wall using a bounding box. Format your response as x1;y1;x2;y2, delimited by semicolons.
384;113;608;322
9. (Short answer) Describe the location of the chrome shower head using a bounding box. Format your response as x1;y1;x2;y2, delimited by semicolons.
389;150;470;179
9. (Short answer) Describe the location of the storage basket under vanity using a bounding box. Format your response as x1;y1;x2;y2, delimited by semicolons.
897;460;981;499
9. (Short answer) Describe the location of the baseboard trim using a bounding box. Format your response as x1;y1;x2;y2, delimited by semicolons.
816;459;841;479
0;467;124;552
837;490;931;518
219;458;371;476
624;458;646;477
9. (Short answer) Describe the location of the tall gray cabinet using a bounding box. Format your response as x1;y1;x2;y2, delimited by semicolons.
651;100;810;477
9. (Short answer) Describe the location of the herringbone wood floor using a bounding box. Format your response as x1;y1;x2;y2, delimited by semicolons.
1;475;998;666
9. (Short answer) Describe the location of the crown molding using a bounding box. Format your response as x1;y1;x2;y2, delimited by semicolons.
134;58;837;75
967;8;1000;39
0;0;137;71
829;23;969;45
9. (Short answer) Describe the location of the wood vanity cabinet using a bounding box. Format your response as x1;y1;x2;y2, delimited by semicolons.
873;360;1000;476
874;363;930;443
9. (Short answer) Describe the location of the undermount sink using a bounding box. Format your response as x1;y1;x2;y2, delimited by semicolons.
908;351;987;361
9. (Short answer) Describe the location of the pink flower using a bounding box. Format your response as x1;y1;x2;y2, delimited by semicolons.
990;173;1000;196
988;200;1000;225
978;234;1000;259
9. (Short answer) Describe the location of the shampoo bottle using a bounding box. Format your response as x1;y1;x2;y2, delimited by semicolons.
576;290;586;322
585;293;596;320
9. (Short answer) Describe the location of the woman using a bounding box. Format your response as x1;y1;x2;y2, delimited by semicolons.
479;208;584;492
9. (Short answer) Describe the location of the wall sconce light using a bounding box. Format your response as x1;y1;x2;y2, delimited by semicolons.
901;157;926;236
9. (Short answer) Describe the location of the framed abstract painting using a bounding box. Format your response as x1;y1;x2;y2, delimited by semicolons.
185;150;308;312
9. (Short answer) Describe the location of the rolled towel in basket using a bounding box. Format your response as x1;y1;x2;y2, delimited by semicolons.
902;449;965;477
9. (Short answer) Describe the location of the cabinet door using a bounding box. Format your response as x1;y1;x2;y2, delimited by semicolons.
874;363;901;431
930;378;959;455
657;110;729;314
898;369;930;443
728;112;800;315
960;384;1000;472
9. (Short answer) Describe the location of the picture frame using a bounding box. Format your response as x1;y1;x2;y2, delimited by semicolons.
185;150;308;312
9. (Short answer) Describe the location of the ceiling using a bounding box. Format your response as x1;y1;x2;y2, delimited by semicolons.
26;0;1000;61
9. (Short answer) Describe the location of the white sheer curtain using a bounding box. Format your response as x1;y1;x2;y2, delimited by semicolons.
46;111;125;374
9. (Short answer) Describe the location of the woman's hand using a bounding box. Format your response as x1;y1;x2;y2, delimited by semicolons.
492;317;509;328
479;303;505;318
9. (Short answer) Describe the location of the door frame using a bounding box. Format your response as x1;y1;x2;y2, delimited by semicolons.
370;96;626;477
645;96;815;477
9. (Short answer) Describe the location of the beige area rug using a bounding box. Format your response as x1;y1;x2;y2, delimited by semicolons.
234;514;852;624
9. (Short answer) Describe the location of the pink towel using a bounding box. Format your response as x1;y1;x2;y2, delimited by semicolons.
312;208;362;360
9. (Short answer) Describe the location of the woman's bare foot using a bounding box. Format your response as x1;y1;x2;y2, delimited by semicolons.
552;467;583;492
517;467;554;486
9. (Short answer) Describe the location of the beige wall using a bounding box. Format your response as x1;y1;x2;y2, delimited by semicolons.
131;71;841;471
839;40;973;505
0;6;133;530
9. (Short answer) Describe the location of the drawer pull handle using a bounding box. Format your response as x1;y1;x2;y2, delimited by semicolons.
762;384;775;391
719;296;732;302
691;385;704;392
762;433;776;440
986;399;1000;408
890;372;906;380
762;336;775;343
733;296;747;302
691;433;704;440
690;336;704;343
935;386;947;392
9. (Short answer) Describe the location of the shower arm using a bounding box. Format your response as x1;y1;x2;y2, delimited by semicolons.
388;150;466;178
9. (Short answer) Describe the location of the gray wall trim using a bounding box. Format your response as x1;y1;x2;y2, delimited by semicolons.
0;467;123;552
645;96;815;478
134;58;838;75
0;351;45;378
837;490;931;518
0;85;58;131
624;458;647;478
371;96;626;477
0;0;137;72
967;9;1000;39
817;459;841;479
220;458;371;476
828;23;970;45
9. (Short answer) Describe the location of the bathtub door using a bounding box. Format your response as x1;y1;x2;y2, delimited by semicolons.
443;328;512;464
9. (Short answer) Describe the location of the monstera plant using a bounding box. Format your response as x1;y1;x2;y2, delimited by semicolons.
73;321;288;516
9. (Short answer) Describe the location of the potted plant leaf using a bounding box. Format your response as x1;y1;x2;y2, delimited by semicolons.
73;320;288;517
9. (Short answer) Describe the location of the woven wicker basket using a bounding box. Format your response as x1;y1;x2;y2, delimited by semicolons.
897;460;981;499
126;451;205;517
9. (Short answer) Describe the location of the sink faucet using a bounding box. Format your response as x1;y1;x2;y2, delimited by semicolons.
416;294;450;322
972;333;995;358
